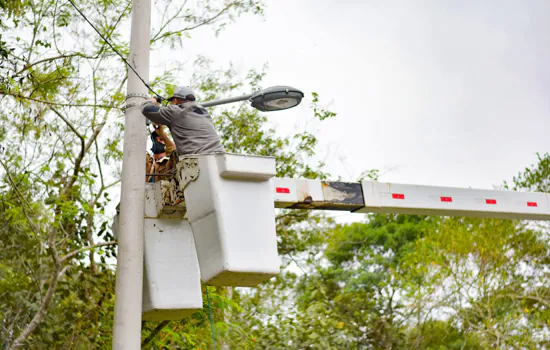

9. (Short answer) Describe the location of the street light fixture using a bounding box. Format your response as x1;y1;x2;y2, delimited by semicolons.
201;85;304;111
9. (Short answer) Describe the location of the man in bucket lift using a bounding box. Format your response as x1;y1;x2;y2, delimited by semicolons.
116;124;175;215
141;86;225;157
146;124;177;182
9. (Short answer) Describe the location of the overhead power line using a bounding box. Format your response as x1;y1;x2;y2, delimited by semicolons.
66;0;164;100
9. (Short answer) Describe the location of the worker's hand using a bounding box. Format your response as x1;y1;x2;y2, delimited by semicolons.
153;124;166;135
146;97;158;106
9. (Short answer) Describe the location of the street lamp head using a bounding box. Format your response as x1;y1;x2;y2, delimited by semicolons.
250;86;304;112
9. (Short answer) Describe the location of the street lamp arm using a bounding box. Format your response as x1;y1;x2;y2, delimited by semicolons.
200;93;254;108
199;85;304;112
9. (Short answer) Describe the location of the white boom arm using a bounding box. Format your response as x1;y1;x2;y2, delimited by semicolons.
111;154;549;322
272;178;550;221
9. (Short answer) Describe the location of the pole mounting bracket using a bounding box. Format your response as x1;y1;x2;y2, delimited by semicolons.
126;93;149;100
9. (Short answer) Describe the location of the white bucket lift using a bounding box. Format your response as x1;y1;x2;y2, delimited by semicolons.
112;154;550;321
141;183;204;320
142;218;202;320
113;183;204;321
112;154;281;320
180;153;280;286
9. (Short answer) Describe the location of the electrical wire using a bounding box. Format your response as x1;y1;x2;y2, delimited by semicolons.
66;0;164;100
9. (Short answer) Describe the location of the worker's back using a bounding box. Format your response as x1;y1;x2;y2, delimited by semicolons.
169;102;225;156
142;100;225;156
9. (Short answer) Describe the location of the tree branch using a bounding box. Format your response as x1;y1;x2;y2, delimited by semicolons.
84;122;106;155
49;107;84;140
59;241;118;264
0;159;32;210
8;225;62;349
0;90;120;109
84;206;97;273
151;3;231;44
496;293;550;308
8;272;60;349
11;53;94;78
141;321;170;348
151;1;186;42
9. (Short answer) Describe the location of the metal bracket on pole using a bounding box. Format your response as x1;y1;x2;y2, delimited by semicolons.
122;93;150;111
126;93;150;100
121;103;140;111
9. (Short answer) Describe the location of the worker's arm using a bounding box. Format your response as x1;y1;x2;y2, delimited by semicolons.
141;99;177;125
153;124;176;155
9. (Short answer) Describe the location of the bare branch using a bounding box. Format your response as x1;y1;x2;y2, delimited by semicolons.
11;53;95;78
94;140;105;191
9;273;59;349
49;107;84;141
48;107;89;196
84;207;97;273
0;90;121;109
141;321;170;348
0;159;32;210
151;3;231;44
496;293;550;308
59;241;118;264
151;1;186;42
8;225;62;350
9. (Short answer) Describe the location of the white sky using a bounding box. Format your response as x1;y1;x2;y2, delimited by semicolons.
152;0;550;221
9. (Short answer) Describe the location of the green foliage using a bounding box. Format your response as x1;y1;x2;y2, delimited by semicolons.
311;92;336;121
0;0;339;348
1;0;548;348
406;217;550;348
508;152;550;192
357;168;380;181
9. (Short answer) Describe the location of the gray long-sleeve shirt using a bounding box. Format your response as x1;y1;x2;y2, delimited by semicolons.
141;101;225;156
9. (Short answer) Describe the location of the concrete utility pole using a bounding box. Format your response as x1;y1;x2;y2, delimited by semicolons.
113;0;152;347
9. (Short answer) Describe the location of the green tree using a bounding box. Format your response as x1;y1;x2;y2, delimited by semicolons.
234;152;549;349
508;152;550;193
406;216;549;348
0;0;340;348
224;215;433;349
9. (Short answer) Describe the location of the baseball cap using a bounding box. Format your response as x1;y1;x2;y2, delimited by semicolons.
167;86;196;101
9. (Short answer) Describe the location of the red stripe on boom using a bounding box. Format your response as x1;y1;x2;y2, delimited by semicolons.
392;193;405;200
485;199;497;205
440;197;453;202
527;202;538;207
276;187;290;194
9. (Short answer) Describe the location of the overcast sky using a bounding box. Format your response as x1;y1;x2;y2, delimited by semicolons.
153;0;549;220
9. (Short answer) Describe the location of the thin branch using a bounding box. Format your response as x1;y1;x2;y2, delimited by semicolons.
85;116;107;152
59;241;118;264
0;91;120;109
11;53;94;78
49;106;89;196
8;225;62;350
9;272;60;349
0;159;32;209
26;0;42;64
151;1;186;42
49;107;84;140
141;321;170;348
0;159;43;241
102;180;121;192
151;4;231;44
496;293;550;308
57;265;71;279
84;207;97;273
94;140;105;191
23;260;43;303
